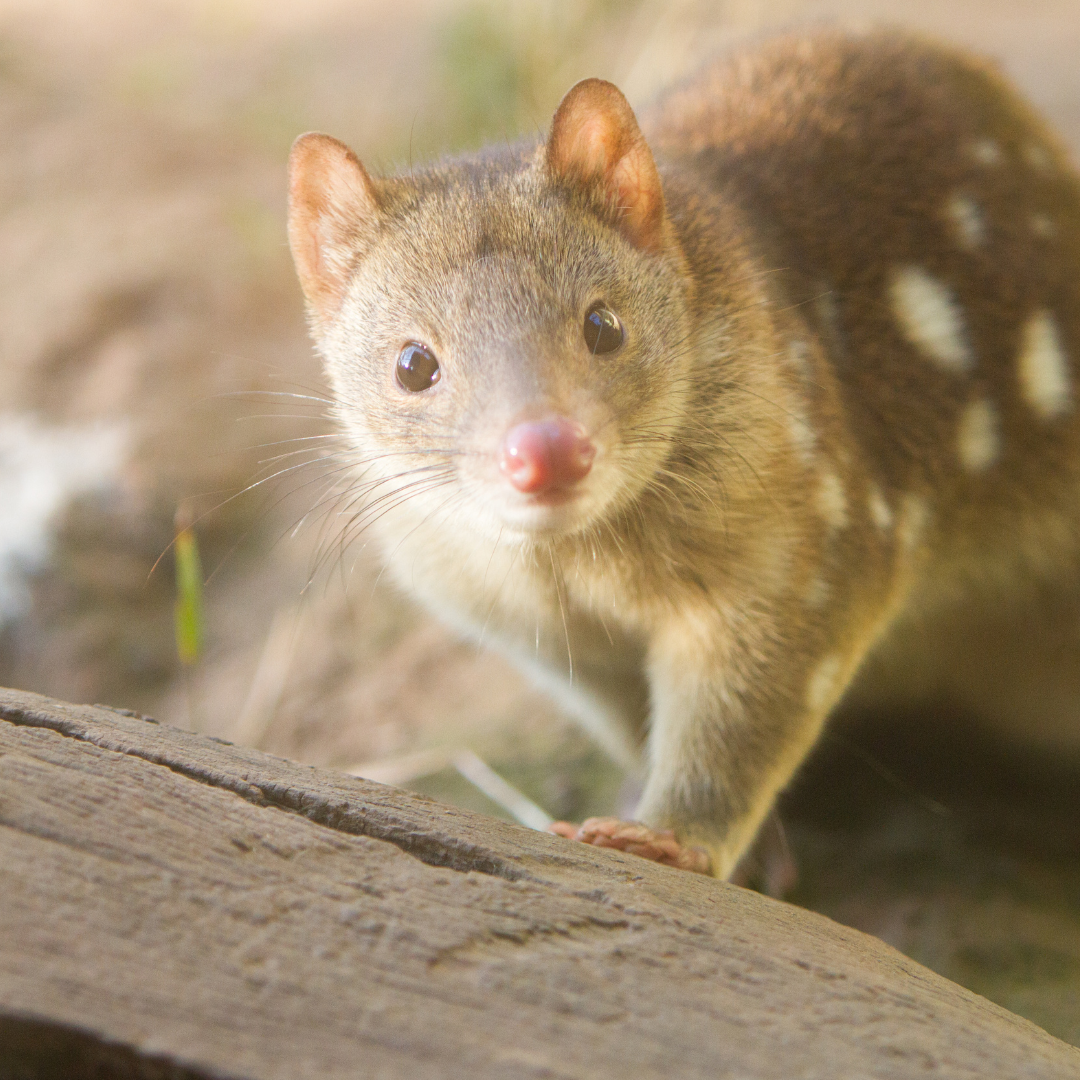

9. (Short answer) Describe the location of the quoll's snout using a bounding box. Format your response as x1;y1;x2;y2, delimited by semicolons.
499;417;596;494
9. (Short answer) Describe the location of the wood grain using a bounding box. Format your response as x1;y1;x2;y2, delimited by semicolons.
1;686;1077;1080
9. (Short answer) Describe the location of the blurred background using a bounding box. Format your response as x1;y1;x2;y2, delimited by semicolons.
1;0;1078;1044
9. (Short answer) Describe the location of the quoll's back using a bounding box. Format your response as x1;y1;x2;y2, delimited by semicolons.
649;31;1080;764
288;31;1080;878
650;32;1080;532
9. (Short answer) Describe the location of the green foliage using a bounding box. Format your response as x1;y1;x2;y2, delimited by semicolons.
430;0;647;151
438;6;524;146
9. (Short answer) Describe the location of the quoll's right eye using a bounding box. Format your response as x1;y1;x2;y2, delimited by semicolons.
396;343;441;392
584;303;624;355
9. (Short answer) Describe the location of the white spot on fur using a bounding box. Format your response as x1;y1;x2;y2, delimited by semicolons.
897;494;930;553
804;574;830;608
787;405;816;464
1025;144;1052;171
1018;310;1072;419
867;484;893;531
889;265;973;373
817;471;849;531
806;654;843;714
971;138;1002;166
788;338;812;380
957;399;1000;472
944;193;985;249
1031;213;1056;239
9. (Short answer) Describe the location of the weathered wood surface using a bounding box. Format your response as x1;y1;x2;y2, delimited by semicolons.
0;687;1077;1080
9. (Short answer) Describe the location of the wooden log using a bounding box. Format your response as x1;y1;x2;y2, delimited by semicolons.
0;686;1077;1080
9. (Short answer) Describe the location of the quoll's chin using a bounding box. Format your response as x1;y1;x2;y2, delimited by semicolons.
497;488;596;539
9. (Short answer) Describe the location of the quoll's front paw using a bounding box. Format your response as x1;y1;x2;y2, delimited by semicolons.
549;817;712;875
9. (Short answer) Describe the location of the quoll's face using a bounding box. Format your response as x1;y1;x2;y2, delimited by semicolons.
320;169;692;544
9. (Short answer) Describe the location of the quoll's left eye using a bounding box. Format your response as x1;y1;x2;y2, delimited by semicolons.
396;342;441;392
584;303;624;355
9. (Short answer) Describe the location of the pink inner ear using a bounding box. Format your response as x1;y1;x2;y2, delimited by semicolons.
288;133;378;325
595;132;665;253
571;115;624;178
611;153;646;213
547;78;666;254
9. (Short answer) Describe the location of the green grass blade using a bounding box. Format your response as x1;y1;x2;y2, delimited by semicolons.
174;527;205;666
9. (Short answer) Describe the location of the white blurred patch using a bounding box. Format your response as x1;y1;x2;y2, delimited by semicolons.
889;265;973;374
806;653;843;714
957;398;1000;472
816;470;849;532
897;493;930;553
1031;213;1056;239
867;483;893;531
0;413;128;625
944;193;986;250
1018;309;1072;420
786;401;816;465
803;573;830;609
970;138;1002;166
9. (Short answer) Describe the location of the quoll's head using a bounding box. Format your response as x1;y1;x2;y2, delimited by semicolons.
287;79;692;543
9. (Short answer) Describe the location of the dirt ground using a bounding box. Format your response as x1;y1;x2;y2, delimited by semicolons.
1;0;1079;1047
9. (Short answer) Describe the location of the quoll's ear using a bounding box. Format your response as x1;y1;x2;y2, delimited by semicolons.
546;78;667;254
287;132;379;326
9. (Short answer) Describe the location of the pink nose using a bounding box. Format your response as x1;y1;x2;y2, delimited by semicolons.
500;417;596;494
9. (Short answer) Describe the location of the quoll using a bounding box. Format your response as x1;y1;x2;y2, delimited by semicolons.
287;30;1080;878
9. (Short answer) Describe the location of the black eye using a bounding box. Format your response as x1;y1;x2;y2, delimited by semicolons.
583;303;624;355
396;342;441;392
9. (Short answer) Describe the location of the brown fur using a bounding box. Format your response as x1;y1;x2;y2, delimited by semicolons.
288;29;1080;877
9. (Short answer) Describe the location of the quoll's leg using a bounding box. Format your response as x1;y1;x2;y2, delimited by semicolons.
546;629;857;881
548;817;712;874
629;610;873;880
